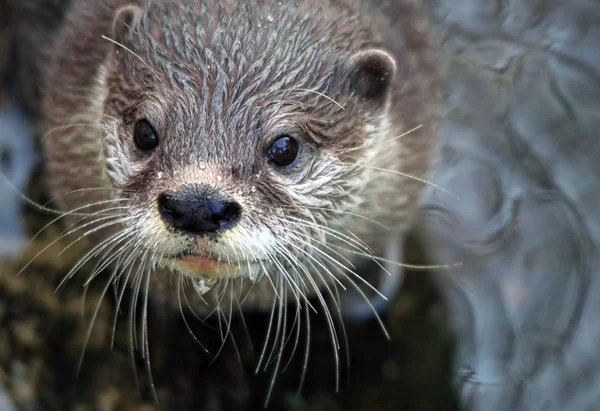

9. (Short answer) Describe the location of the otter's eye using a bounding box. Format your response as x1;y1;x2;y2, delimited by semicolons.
267;136;299;166
134;120;158;152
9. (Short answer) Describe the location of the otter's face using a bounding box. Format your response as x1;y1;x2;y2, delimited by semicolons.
98;2;397;285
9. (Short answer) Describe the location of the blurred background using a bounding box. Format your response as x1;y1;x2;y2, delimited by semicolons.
0;0;599;410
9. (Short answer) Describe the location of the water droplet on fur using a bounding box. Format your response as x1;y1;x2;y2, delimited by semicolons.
248;270;257;281
216;175;223;182
251;186;257;193
199;161;207;170
266;14;274;22
192;276;217;296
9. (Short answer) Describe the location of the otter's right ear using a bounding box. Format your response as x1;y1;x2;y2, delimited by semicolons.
348;49;397;106
111;5;143;45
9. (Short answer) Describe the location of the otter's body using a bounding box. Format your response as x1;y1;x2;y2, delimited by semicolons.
10;0;439;313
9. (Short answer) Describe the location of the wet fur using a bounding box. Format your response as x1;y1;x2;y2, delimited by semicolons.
9;0;439;400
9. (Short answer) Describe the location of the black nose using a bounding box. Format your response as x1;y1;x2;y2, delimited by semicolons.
158;189;242;235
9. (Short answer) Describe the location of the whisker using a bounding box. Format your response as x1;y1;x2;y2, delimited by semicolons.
288;87;345;111
281;298;303;373
209;281;235;366
176;279;210;353
382;124;423;143
279;204;389;230
181;277;212;321
285;215;373;254
82;229;138;287
100;35;157;74
267;245;309;308
270;243;316;311
263;276;287;407
110;239;144;349
57;214;131;258
56;221;135;290
263;276;284;371
256;277;279;374
303;269;341;391
355;164;459;199
18;210;128;276
298;298;311;394
141;268;159;402
0;171;124;218
129;242;153;351
235;297;254;352
76;262;120;374
41;122;110;143
333;246;463;270
40;187;124;210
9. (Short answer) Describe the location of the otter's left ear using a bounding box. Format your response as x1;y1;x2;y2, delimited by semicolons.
348;49;397;105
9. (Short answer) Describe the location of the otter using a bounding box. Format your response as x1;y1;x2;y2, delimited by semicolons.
11;0;438;339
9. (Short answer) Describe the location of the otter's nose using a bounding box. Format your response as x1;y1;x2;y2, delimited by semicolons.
158;189;242;235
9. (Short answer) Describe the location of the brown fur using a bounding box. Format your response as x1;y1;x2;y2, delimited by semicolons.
14;0;439;313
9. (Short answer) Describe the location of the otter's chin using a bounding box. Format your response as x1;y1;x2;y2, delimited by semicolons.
163;254;262;281
167;255;237;279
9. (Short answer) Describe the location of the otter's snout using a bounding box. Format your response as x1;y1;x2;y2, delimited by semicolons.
158;186;242;235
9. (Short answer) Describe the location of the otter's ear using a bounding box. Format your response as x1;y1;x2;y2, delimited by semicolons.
348;49;397;105
111;5;143;45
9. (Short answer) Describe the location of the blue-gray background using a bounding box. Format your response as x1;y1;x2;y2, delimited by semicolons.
421;0;600;409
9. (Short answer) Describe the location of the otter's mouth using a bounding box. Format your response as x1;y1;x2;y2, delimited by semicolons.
164;253;264;296
166;253;238;278
164;251;264;281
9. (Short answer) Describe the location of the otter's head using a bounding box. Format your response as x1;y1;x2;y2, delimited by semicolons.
97;0;398;285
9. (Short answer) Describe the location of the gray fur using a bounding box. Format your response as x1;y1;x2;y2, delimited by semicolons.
13;0;439;313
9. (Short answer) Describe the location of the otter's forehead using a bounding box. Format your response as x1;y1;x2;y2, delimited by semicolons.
136;0;375;95
107;0;376;168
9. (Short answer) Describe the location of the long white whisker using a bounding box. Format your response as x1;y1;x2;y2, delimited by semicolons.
353;163;458;198
176;279;210;353
18;211;128;276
